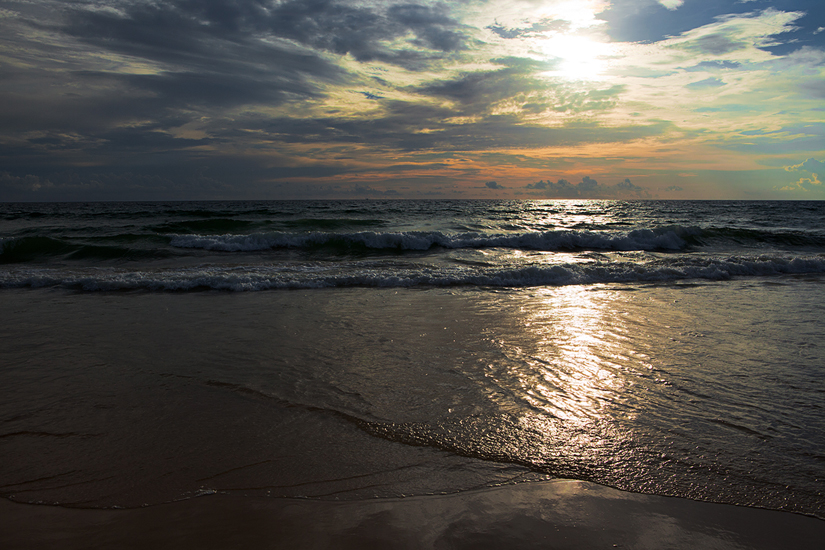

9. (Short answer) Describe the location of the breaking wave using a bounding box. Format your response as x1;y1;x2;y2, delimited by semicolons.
2;254;823;292
169;226;700;253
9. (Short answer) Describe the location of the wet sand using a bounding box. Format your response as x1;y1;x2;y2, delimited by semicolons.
2;479;823;550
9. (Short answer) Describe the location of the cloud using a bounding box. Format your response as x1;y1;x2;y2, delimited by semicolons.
0;169;236;201
580;175;599;190
240;106;671;154
656;8;807;61
414;60;557;115
683;32;748;55
415;61;624;116
0;1;355;145
684;60;742;72
602;1;816;54
1;1;823;200
657;0;685;11
65;0;470;68
0;171;53;195
686;77;727;89
781;157;824;192
353;184;401;196
0;0;475;140
525;177;650;198
779;173;822;192
487;18;570;40
785;158;825;174
359;91;384;100
485;180;504;189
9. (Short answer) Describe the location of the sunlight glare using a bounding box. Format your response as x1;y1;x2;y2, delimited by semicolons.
537;33;614;81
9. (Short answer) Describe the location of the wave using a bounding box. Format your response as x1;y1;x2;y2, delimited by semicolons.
148;217;386;234
0;236;72;262
0;236;166;263
0;204;282;223
2;255;823;291
6;222;824;265
169;226;700;253
279;218;386;230
150;218;258;234
701;227;825;248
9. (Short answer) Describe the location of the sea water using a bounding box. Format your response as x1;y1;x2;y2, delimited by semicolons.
1;200;823;518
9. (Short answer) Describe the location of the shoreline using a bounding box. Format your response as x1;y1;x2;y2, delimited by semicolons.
2;479;823;550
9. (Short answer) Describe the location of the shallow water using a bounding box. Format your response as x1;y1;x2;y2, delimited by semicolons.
1;200;823;517
1;280;823;516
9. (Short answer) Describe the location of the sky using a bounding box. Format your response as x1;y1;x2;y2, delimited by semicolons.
0;0;823;201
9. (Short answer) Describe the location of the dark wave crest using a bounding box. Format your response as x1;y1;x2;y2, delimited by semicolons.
169;226;700;253
3;254;823;291
0;236;168;263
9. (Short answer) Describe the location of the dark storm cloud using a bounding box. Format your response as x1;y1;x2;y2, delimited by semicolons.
389;3;468;52
1;2;354;150
0;0;481;196
64;0;470;69
268;0;470;59
61;2;353;103
123;69;329;110
2;0;472;142
416;67;539;112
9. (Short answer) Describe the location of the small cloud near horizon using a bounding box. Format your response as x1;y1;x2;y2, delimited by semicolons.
783;157;824;192
526;176;650;199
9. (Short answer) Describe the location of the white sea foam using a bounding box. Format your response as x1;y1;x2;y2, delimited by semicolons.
2;254;824;291
168;226;700;253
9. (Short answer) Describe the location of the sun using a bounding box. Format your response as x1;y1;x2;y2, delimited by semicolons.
537;33;615;81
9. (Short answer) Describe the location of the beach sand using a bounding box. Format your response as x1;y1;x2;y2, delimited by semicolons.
2;480;823;549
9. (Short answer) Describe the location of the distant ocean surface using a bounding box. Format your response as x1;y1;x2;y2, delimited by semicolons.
1;200;823;518
2;200;825;290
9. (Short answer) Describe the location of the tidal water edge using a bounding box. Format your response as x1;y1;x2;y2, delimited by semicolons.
1;200;823;546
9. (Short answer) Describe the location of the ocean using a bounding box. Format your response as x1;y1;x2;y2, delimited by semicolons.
1;200;824;526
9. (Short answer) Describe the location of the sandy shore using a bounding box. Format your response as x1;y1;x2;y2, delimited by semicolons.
2;479;822;549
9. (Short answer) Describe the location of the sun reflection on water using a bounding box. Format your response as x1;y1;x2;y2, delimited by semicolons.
479;285;642;468
516;286;627;412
